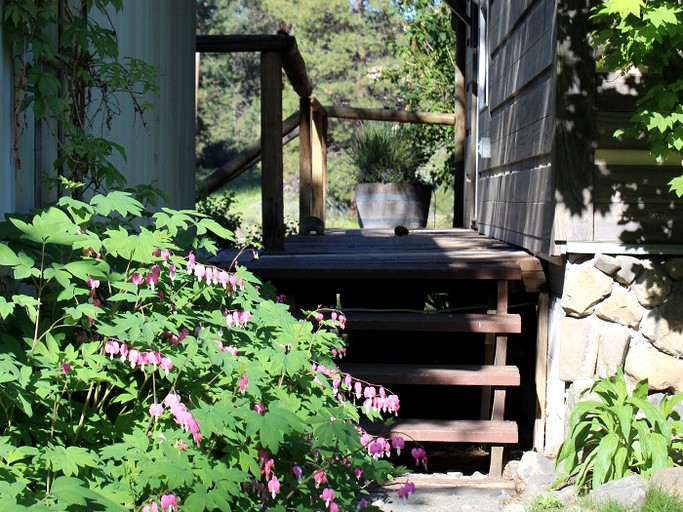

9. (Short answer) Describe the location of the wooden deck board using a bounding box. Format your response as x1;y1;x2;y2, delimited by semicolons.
342;312;521;333
339;363;521;386
216;228;544;289
362;418;519;444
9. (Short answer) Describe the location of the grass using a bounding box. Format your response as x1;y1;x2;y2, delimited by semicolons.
527;489;683;512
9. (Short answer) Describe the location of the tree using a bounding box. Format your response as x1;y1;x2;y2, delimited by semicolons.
383;0;456;187
195;0;405;211
591;0;683;196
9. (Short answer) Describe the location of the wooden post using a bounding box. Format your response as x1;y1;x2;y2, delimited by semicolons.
489;280;509;478
534;292;549;453
261;51;284;250
311;100;327;222
299;97;313;224
452;3;467;227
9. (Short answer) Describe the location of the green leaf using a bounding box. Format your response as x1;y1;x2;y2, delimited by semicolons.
668;175;683;197
51;476;127;511
0;296;16;319
90;192;143;217
0;243;20;266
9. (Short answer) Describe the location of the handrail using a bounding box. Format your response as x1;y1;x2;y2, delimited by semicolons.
203;111;301;194
321;106;456;125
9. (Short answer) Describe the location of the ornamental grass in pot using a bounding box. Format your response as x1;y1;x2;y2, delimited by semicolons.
348;123;431;228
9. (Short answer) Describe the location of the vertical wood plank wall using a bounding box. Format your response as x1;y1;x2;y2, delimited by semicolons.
98;1;196;209
594;70;683;243
472;0;555;256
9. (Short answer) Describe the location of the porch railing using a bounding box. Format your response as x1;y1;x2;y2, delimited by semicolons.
196;34;457;250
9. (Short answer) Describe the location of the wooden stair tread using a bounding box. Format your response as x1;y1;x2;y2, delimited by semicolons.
343;311;521;333
362;418;518;444
339;363;520;386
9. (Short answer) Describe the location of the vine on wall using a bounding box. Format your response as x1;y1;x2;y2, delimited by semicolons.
2;0;158;198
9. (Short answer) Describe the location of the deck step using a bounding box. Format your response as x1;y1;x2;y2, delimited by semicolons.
343;311;521;334
362;418;518;444
340;363;520;387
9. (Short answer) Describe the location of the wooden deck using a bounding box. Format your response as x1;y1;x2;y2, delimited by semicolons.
215;228;544;477
221;228;544;291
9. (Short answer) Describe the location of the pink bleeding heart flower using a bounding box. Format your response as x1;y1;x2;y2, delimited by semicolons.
267;474;280;499
320;488;335;507
149;403;163;421
392;435;405;455
160;493;178;512
313;470;327;488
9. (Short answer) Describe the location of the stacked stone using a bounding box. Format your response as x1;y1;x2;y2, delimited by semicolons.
559;254;683;398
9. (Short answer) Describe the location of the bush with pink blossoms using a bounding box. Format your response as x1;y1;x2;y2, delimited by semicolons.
0;192;415;511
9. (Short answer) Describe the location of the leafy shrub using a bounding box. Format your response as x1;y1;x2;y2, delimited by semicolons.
348;123;425;184
195;189;243;248
0;192;410;511
554;368;683;493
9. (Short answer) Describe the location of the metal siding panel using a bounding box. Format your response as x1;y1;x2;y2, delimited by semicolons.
103;1;195;209
0;9;15;216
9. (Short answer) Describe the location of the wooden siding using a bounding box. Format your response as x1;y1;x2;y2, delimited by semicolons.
551;0;595;249
593;71;683;243
473;0;555;256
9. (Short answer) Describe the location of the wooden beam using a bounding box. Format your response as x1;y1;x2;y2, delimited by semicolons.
323;106;456;125
261;51;285;250
196;34;288;53
299;98;313;224
203;111;300;193
280;32;313;98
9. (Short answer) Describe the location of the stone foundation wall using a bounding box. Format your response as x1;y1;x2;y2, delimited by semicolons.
558;254;683;402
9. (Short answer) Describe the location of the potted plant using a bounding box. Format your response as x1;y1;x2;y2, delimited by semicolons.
349;123;432;228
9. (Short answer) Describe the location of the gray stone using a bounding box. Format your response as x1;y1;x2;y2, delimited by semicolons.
594;254;621;275
665;257;683;280
640;292;683;358
552;485;579;505
625;344;683;393
595;324;631;379
615;256;644;285
516;451;556;484
503;460;519;480
596;284;643;329
588;474;647;510
561;262;614;317
523;474;557;501
631;267;672;307
559;318;599;382
650;467;683;499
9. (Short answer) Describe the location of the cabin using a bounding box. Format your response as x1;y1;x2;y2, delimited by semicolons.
2;0;681;478
458;0;683;457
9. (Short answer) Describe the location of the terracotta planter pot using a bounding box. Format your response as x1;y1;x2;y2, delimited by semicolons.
354;183;432;228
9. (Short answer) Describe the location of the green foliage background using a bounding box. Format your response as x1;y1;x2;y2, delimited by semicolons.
591;0;683;196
